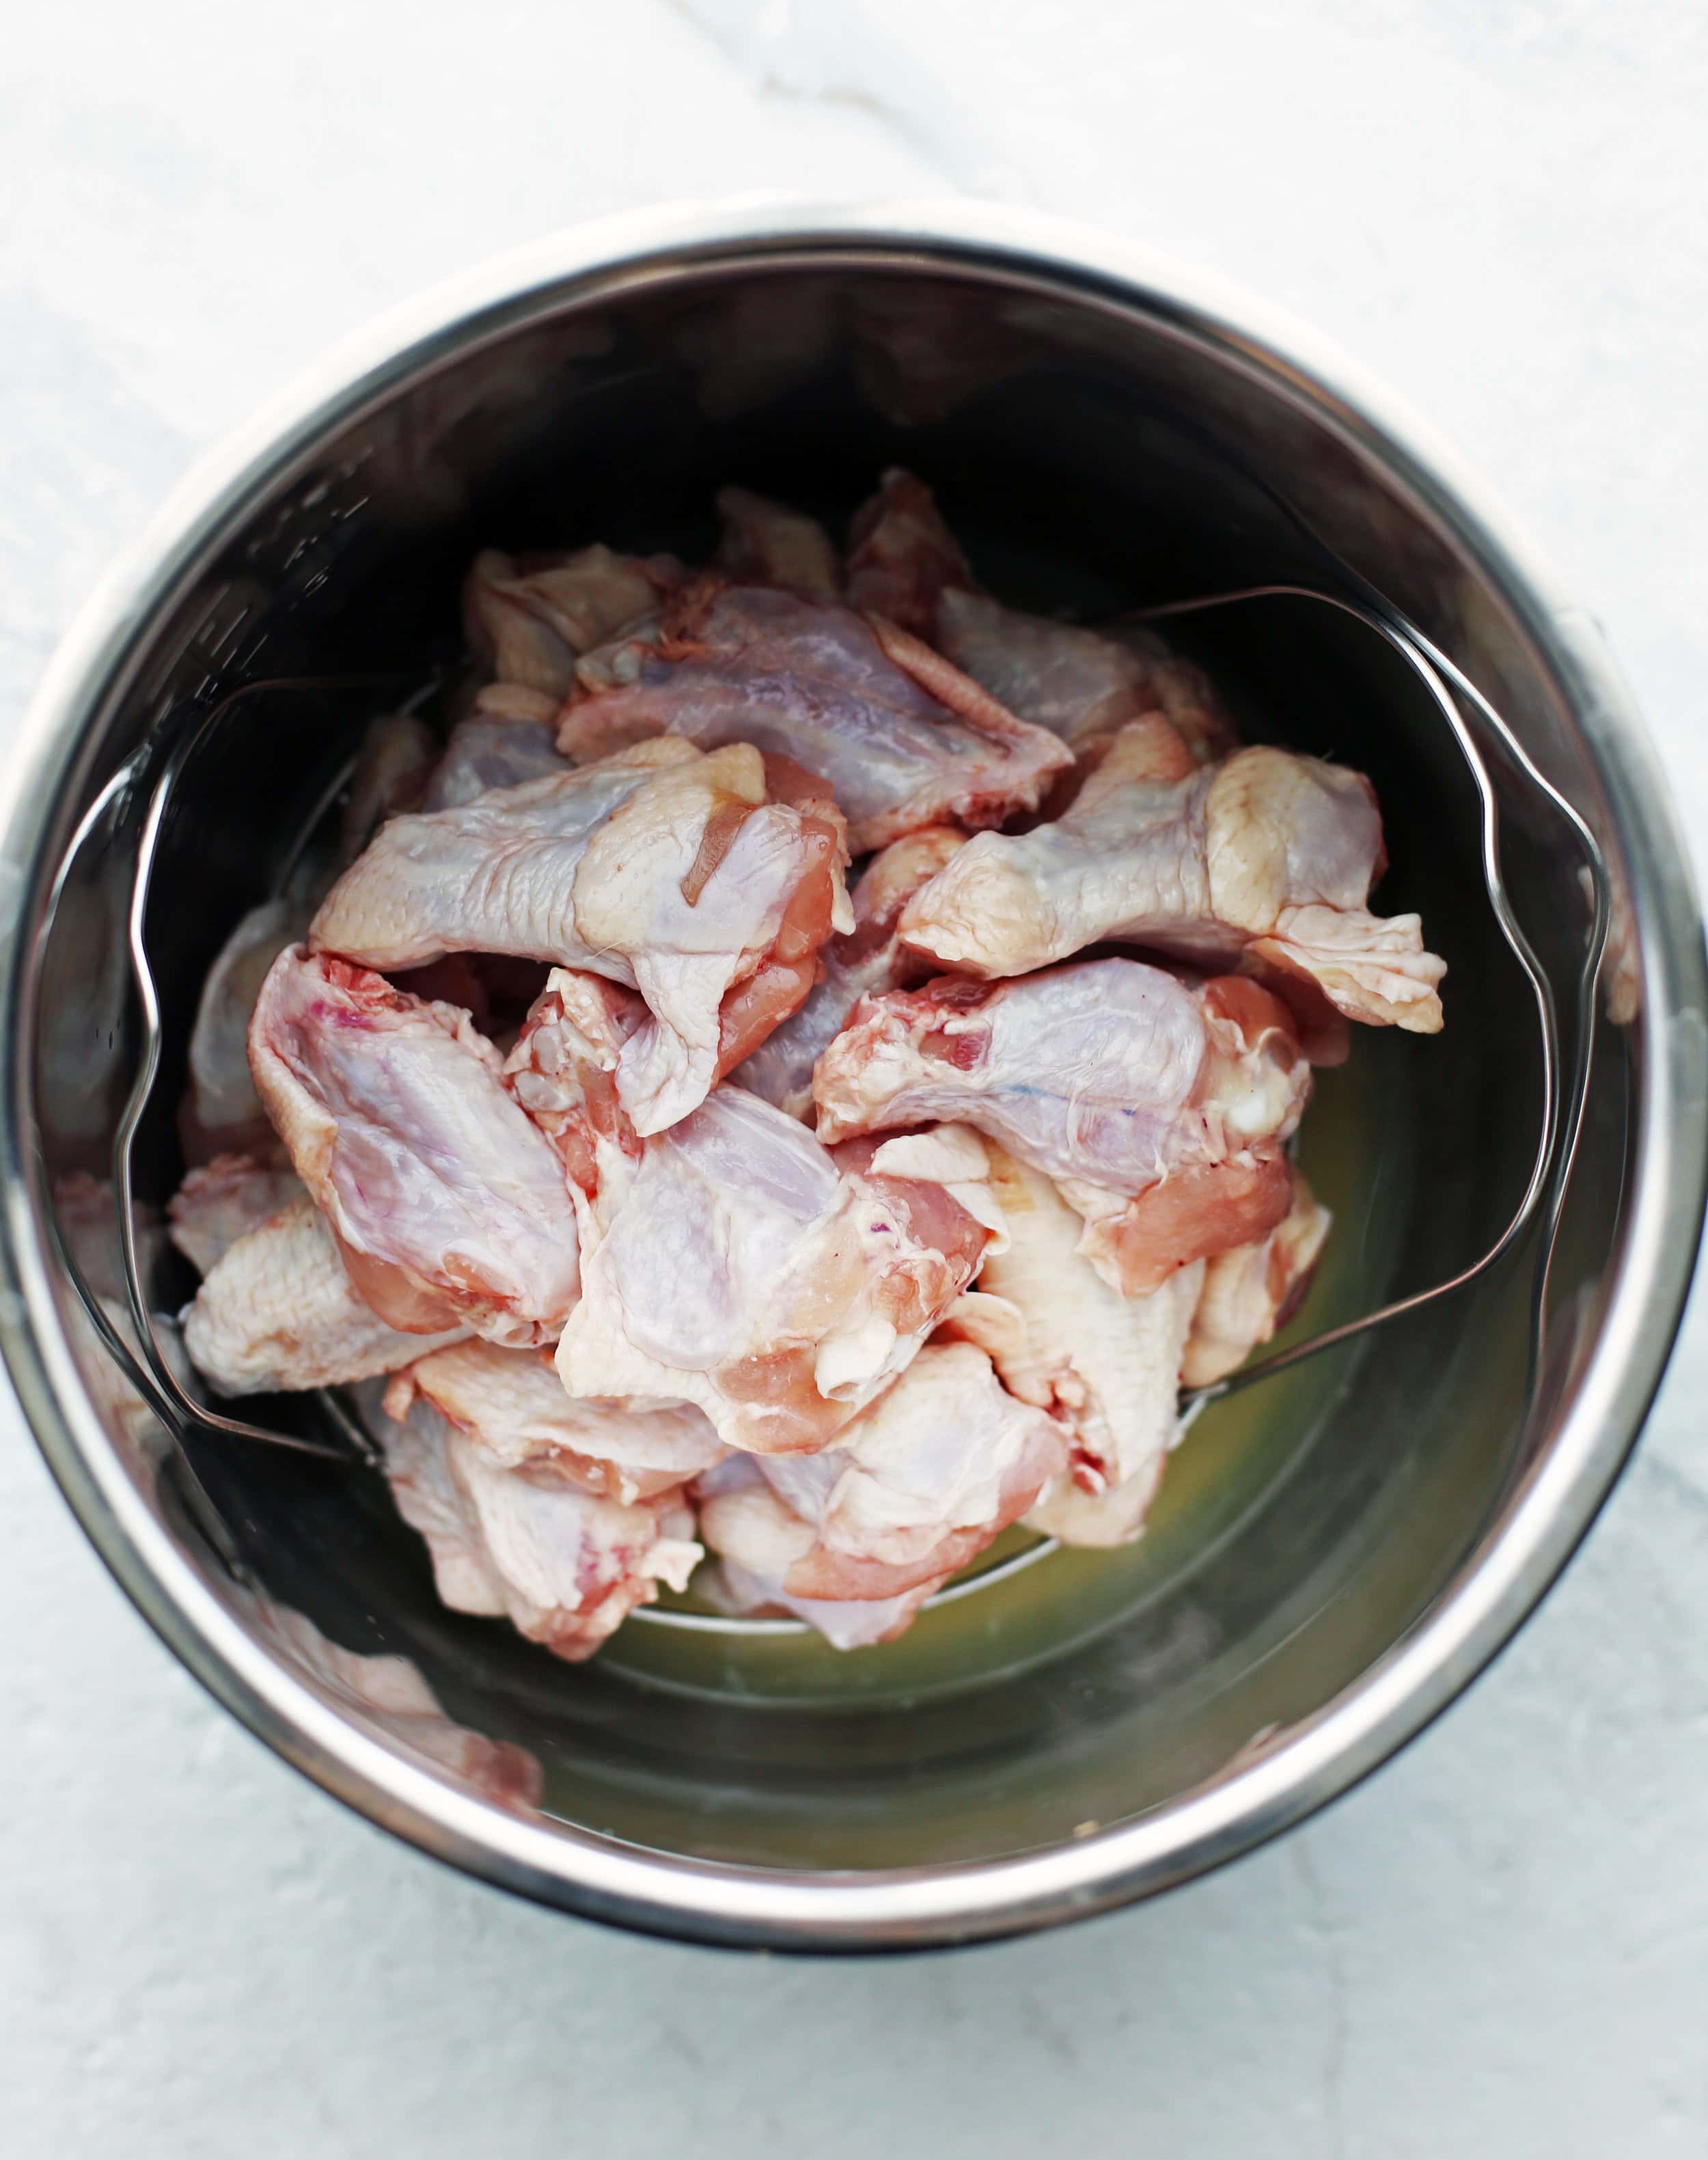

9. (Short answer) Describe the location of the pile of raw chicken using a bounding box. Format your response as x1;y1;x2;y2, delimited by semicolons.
163;472;1446;1657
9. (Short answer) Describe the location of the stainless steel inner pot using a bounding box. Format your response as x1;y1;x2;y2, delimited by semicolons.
6;201;1704;1951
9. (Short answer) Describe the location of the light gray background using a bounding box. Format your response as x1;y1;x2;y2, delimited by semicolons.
5;3;1707;2153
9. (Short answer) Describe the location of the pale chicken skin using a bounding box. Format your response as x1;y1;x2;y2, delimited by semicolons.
555;1091;1001;1454
695;1455;939;1648
381;1393;701;1662
813;959;1312;1293
167;1154;305;1277
695;1342;1065;1644
309;737;852;1135
846;467;1236;762
383;1338;726;1502
554;576;1073;853
713;485;843;603
936;591;1238;767
733;825;966;1121
248;948;581;1346
420;713;568;811
182;1198;471;1396
946;1145;1204;1544
746;1341;1066;1594
898;718;1447;1041
1181;1167;1332;1389
463;544;681;702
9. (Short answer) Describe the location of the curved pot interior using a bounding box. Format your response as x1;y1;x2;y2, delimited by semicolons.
18;238;1655;1891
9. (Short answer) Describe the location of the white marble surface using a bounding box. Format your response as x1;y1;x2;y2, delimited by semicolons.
4;3;1708;2152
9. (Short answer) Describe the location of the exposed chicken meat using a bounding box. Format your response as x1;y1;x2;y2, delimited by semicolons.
898;720;1445;1042
944;1145;1204;1537
733;825;966;1120
498;922;865;1195
463;544;680;701
555;577;1073;853
1181;1167;1332;1389
309;737;852;1135
180;898;308;1165
341;713;439;861
501;969;647;1200
713;485;843;603
182;1197;469;1395
381;1394;701;1661
691;1456;937;1648
253;1596;542;1808
383;1338;725;1502
167;1154;305;1276
555;1092;999;1454
249;948;581;1346
844;466;974;637
814;960;1311;1294
420;713;568;811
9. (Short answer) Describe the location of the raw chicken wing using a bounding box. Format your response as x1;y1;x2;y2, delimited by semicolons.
713;485;842;603
500;928;864;1189
420;713;568;810
384;1337;725;1502
464;544;680;702
814;958;1311;1294
941;1148;1203;1547
734;825;966;1120
1181;1167;1331;1388
898;721;1446;1040
937;591;1237;765
844;465;974;637
249;948;581;1345
382;1393;700;1661
167;1154;304;1275
501;969;648;1200
182;1198;470;1395
555;1091;1000;1453
309;737;852;1133
696;1342;1065;1646
555;576;1072;853
747;1341;1064;1592
698;1459;939;1649
845;468;1235;760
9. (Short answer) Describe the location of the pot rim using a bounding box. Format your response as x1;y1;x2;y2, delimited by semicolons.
5;195;1703;1950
